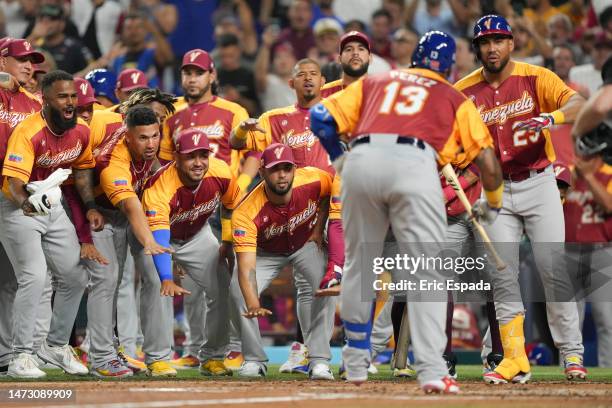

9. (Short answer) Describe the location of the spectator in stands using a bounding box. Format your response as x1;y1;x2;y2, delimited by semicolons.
276;0;316;60
255;27;296;111
111;11;174;89
130;0;178;37
523;0;563;38
548;13;583;63
344;19;367;33
71;0;122;60
23;0;80;40
211;3;258;66
332;0;382;24
216;33;259;116
1;0;37;38
27;4;93;74
570;33;612;96
382;0;406;32
311;17;342;65
390;28;418;69
311;0;344;27
369;9;393;61
449;37;477;82
405;0;477;38
510;16;553;66
553;44;590;98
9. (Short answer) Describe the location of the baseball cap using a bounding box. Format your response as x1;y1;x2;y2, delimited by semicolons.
472;15;513;43
0;38;45;64
261;143;295;169
116;68;148;92
38;4;64;19
182;49;214;71
176;128;212;154
554;162;571;186
74;77;98;107
33;63;48;75
339;31;370;53
314;18;343;37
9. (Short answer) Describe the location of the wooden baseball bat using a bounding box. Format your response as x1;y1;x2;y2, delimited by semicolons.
441;163;506;271
393;304;410;370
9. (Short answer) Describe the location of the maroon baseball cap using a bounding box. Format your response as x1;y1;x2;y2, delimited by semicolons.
116;68;148;92
182;49;214;71
176;128;213;154
261;143;295;169
0;38;45;64
339;31;370;53
554;162;571;186
32;63;48;75
74;77;97;107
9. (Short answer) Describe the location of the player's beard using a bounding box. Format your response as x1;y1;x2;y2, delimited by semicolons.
482;54;510;74
47;105;77;133
342;61;369;78
184;82;211;103
266;177;294;196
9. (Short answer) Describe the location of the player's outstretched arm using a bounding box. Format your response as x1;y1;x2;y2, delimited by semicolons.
118;196;174;256
237;251;272;318
230;118;265;150
310;103;346;161
572;86;612;139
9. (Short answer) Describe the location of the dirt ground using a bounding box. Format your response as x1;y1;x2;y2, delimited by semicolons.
2;380;612;408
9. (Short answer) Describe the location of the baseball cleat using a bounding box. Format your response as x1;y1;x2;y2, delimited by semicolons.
92;359;133;378
443;352;458;379
483;371;509;384
511;371;532;384
170;355;200;369
393;365;417;378
238;361;267;378
7;353;46;379
118;352;146;373
421;376;460;394
483;352;503;374
564;356;588;380
309;363;334;380
200;359;232;376
279;342;309;374
145;361;177;377
223;351;244;371
37;342;88;375
367;363;378;375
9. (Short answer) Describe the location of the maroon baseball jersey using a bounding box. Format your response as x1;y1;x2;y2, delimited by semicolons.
2;113;94;199
160;97;248;173
0;88;42;165
232;167;333;254
320;79;345;99
455;62;576;176
244;104;334;174
564;164;612;243
322;68;493;166
142;158;241;242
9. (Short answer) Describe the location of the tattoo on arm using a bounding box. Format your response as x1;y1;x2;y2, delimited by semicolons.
73;168;95;204
248;268;258;295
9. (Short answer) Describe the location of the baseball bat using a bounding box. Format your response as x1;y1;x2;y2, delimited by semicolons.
441;163;506;271
393;304;410;370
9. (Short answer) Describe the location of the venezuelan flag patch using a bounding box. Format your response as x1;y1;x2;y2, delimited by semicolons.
8;154;22;162
145;210;157;217
233;229;246;237
113;179;128;186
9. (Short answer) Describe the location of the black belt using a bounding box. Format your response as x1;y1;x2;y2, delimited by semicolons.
503;167;546;182
350;135;427;150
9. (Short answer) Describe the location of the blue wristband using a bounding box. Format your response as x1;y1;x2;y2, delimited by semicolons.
152;229;172;281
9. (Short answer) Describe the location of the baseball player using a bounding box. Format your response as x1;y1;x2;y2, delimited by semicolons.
1;70;104;378
229;58;344;373
142;128;242;376
85;68;119;108
92;100;178;377
455;15;587;384
231;143;337;380
0;37;45;377
104;68;149;114
320;31;372;98
311;31;503;393
567;123;612;367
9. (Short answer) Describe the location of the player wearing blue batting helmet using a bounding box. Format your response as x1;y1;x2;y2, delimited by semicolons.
411;30;456;77
472;14;513;43
471;15;514;73
85;69;118;106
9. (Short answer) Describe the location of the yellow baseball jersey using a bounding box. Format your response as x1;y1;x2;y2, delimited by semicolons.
142;157;241;241
455;62;575;176
94;131;156;208
323;68;493;166
88;109;124;154
232;167;333;254
160;96;248;174
2;112;94;199
320;79;346;98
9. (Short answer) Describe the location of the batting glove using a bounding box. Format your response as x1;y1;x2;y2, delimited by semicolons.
319;261;343;290
512;113;555;133
471;199;500;225
27;192;52;215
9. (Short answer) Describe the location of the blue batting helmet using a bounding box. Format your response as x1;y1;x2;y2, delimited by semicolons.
411;31;456;74
85;69;118;104
472;14;513;44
